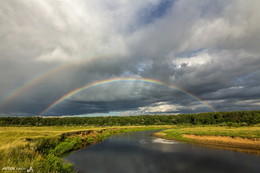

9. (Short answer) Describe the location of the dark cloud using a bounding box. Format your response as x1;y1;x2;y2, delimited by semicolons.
0;0;259;116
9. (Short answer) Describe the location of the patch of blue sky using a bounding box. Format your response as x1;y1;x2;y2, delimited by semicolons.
175;48;207;58
235;70;260;85
139;0;175;25
138;63;148;73
199;1;226;18
75;111;120;117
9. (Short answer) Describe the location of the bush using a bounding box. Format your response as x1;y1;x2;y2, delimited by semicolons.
34;137;61;155
38;154;73;173
52;137;82;157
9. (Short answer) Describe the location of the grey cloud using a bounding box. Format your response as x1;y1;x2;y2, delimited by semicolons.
0;0;259;116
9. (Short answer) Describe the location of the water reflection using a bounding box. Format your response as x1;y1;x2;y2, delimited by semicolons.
65;130;260;173
151;138;178;144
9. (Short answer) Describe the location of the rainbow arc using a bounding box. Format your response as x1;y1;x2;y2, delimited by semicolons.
39;77;217;115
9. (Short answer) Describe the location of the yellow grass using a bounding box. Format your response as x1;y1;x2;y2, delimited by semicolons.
183;134;260;150
157;125;260;154
0;126;98;149
0;125;172;172
0;125;172;150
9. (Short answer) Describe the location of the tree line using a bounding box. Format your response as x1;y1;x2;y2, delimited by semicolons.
0;110;259;126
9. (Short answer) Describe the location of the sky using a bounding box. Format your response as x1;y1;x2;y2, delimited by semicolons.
0;0;259;116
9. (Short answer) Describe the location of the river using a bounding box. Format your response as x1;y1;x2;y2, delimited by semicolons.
64;130;260;173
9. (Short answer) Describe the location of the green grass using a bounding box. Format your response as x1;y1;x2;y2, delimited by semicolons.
3;124;258;172
163;126;260;138
161;125;260;140
0;125;171;173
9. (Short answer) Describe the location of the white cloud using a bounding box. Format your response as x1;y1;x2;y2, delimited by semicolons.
36;47;70;62
139;102;181;113
172;50;213;68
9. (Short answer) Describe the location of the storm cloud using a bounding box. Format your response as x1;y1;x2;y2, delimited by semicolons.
0;0;259;116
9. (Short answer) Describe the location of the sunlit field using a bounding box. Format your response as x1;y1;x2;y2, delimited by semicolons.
0;125;171;173
162;125;260;139
0;111;259;172
156;125;260;154
0;126;104;149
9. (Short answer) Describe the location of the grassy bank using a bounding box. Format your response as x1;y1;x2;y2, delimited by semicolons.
154;125;260;154
0;125;171;173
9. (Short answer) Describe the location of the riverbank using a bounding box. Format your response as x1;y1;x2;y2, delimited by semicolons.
0;126;171;173
154;125;260;154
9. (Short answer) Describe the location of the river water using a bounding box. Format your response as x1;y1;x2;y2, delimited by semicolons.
64;130;260;173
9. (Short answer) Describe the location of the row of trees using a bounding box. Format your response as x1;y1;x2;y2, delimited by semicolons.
0;110;259;126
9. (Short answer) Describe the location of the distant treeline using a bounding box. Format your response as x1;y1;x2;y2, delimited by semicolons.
0;110;259;126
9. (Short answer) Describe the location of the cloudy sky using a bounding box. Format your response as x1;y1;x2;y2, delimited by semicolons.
0;0;259;116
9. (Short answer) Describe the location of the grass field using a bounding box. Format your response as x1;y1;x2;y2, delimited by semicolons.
0;125;171;173
155;125;260;154
0;126;96;149
1;125;259;172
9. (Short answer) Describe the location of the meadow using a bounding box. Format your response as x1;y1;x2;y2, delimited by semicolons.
155;125;260;154
0;125;170;173
0;111;259;172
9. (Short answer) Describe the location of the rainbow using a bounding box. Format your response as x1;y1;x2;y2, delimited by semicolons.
39;77;217;115
0;56;103;109
0;64;70;109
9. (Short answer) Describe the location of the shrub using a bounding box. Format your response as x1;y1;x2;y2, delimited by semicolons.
52;137;82;157
38;154;73;173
